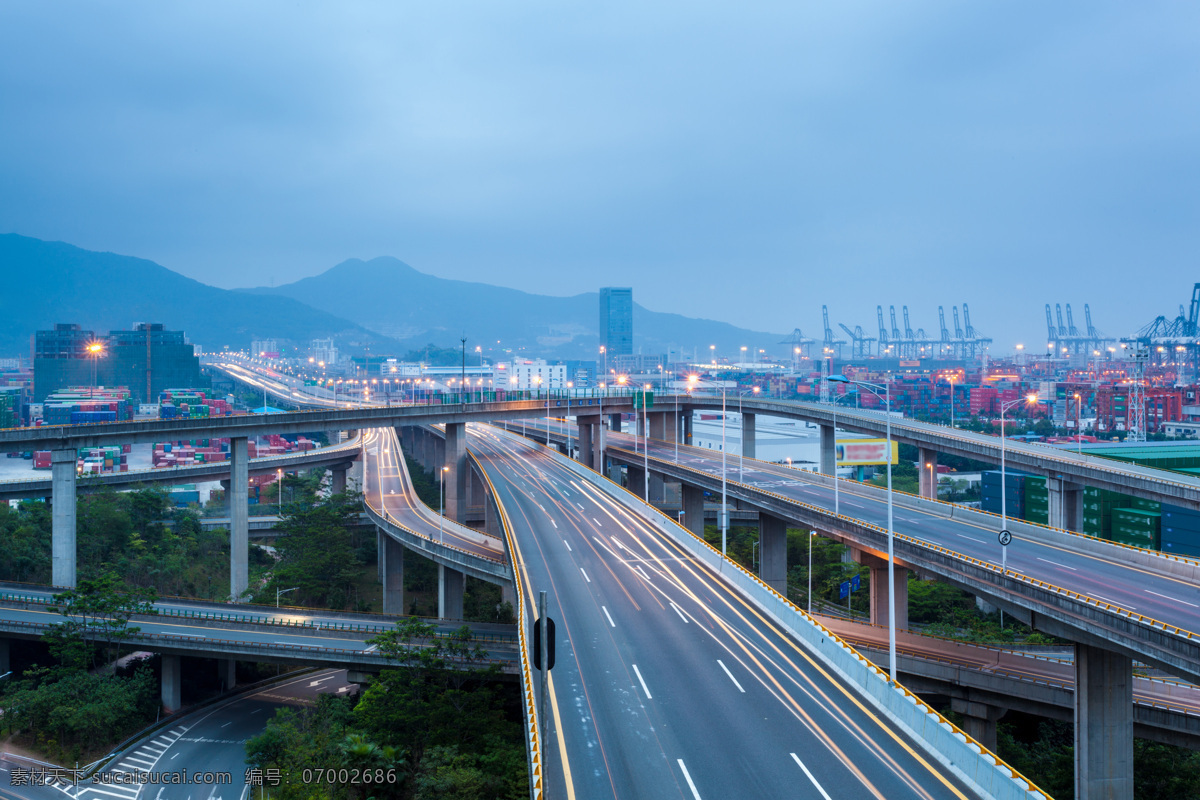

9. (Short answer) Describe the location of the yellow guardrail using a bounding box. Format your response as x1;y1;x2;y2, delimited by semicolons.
468;450;543;800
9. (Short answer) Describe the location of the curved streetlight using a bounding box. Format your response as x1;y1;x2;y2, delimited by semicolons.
828;373;897;682
999;394;1040;573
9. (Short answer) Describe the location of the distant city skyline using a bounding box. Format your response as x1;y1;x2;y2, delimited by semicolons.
2;3;1197;350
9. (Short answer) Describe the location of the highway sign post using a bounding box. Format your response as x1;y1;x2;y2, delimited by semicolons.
999;529;1011;573
534;589;555;785
839;573;861;612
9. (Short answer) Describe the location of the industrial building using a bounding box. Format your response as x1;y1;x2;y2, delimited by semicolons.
33;322;208;404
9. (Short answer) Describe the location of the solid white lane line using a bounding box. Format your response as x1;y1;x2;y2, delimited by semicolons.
843;501;866;509
669;601;689;623
550;519;557;529
1146;589;1200;608
632;664;652;699
790;753;833;800
563;540;572;551
580;568;591;583
593;517;602;526
1036;557;1077;571
677;759;702;800
956;533;986;544
635;565;652;582
1093;594;1135;609
601;606;616;628
221;721;232;728
716;659;745;693
170;753;180;760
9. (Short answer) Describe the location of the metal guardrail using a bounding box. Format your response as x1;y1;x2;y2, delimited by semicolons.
469;450;542;800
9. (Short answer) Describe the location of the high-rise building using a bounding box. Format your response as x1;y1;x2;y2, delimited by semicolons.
599;287;634;357
33;322;207;403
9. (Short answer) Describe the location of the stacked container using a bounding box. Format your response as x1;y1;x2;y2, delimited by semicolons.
1161;503;1200;558
1023;476;1049;525
981;470;1025;518
1110;508;1161;549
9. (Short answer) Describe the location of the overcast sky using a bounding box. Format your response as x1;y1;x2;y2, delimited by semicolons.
2;2;1197;353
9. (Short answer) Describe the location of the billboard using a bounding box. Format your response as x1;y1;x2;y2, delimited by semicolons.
836;438;898;466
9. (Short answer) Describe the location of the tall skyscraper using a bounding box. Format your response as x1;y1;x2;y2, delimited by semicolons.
599;287;634;357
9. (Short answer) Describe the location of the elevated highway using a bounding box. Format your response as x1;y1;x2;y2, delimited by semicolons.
469;424;1040;800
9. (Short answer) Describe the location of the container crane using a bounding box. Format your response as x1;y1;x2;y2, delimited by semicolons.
838;323;875;358
822;305;845;358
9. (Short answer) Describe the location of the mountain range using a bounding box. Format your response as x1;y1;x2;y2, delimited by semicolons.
0;234;783;361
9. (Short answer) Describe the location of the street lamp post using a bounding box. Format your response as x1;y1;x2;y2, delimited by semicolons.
566;382;573;457
948;375;956;429
276;586;298;607
999;394;1039;574
808;531;816;614
1075;392;1083;455
829;374;896;682
439;466;449;543
643;384;651;502
721;382;728;555
277;469;283;516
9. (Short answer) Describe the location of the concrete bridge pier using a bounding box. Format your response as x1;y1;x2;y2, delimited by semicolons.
682;411;693;446
1049;478;1084;532
857;551;908;630
741;413;756;459
577;414;600;470
819;425;835;476
0;637;9;675
627;465;646;498
950;698;1005;753
438;565;465;620
51;448;77;588
682;483;705;538
220;659;237;691
381;534;405;615
162;654;181;713
1075;644;1134;799
330;465;348;495
230;437;249;601
918;447;938;500
649;411;674;443
501;582;517;610
759;513;787;595
609;413;622;433
648;471;665;504
444;423;467;522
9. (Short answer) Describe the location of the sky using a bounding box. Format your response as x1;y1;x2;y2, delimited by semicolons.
2;2;1198;354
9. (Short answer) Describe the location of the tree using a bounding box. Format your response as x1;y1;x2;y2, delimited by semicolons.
47;572;157;670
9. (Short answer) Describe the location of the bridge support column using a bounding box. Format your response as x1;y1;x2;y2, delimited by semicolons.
382;535;405;615
230;437;249;601
648;471;665;504
649;411;673;442
377;530;384;582
627;465;645;497
1075;644;1133;800
51;448;77;588
438;566;465;620
819;425;835;476
950;699;1004;753
759;514;787;595
683;411;693;446
683;483;705;538
577;415;596;469
467;466;485;511
1049;478;1084;532
0;637;9;675
501;582;517;609
444;423;467;522
609;413;622;433
741;412;756;460
858;553;908;630
220;659;237;691
161;654;181;714
918;447;938;500
330;465;348;495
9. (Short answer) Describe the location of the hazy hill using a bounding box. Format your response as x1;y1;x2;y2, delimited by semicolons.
243;256;784;360
0;234;390;356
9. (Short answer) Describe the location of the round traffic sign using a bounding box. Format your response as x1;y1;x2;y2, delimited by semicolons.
998;530;1012;546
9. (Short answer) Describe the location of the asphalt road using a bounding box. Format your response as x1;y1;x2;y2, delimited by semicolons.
603;428;1200;635
469;424;981;800
0;668;356;800
360;428;505;563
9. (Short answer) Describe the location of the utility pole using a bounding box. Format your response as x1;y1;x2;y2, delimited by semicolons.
461;335;467;403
